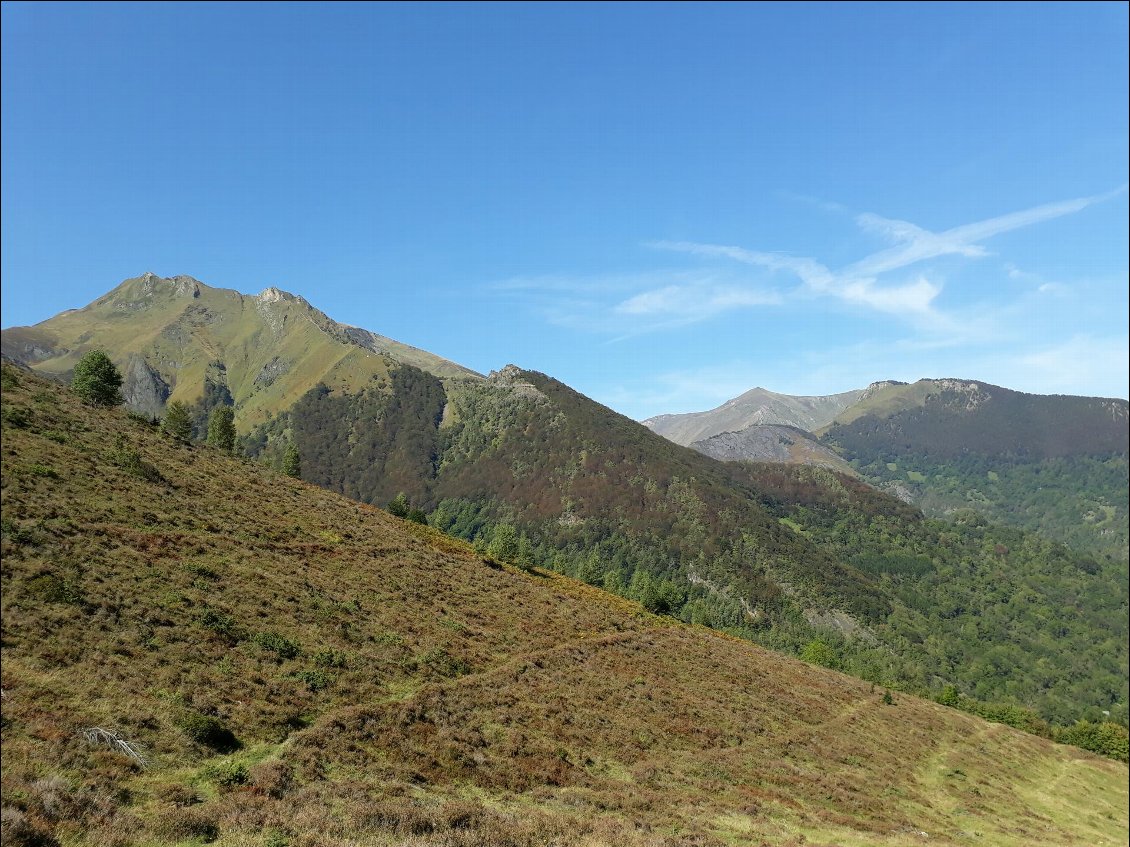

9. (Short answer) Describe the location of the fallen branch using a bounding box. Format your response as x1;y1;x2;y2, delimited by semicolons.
80;726;148;768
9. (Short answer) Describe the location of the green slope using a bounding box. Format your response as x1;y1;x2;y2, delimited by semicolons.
0;272;480;429
1;366;1126;847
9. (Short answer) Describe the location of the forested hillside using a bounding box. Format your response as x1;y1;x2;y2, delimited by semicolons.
820;379;1130;560
245;365;1129;728
2;363;1127;847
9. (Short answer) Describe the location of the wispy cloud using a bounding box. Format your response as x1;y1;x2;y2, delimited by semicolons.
491;268;782;337
651;187;1124;325
1011;334;1130;397
487;187;1124;366
614;282;780;319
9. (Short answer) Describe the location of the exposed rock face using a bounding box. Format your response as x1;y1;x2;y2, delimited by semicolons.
488;364;546;401
691;424;854;472
121;355;171;417
0;331;60;364
253;356;290;388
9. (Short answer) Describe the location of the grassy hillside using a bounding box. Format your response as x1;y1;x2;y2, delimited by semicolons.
4;279;1126;726
2;366;1127;847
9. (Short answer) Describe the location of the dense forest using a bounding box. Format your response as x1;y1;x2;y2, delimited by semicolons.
842;452;1128;562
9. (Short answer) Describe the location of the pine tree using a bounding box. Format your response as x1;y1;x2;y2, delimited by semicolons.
161;401;194;442
71;350;123;407
282;443;301;478
206;406;236;453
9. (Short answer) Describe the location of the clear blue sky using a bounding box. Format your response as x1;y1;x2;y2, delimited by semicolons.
3;2;1127;416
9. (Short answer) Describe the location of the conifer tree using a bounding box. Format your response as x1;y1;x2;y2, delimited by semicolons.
161;401;194;442
282;442;301;478
206;406;236;453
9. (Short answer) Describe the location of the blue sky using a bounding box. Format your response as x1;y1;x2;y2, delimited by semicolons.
2;2;1127;417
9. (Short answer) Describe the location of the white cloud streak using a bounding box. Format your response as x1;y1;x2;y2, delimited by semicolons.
650;187;1124;324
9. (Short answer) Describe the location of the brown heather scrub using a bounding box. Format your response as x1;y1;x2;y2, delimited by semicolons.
0;365;1126;847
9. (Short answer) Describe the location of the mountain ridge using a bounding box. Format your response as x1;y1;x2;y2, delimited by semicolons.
642;384;868;445
0;272;481;427
650;377;1129;559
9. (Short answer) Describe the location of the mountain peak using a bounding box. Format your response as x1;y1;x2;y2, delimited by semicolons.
256;286;307;306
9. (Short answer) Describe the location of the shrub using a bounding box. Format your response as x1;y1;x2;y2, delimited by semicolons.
0;807;60;847
294;669;332;692
800;638;842;670
71;351;123;407
249;761;294;799
109;440;163;483
937;684;961;707
153;783;201;807
1056;720;1130;762
25;574;82;605
200;759;249;788
0;365;21;390
200;609;243;642
176;712;239;752
312;648;348;668
1;404;32;428
254;631;301;660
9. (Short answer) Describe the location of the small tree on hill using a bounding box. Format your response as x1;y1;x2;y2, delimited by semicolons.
487;523;519;562
387;492;410;518
206;406;236;453
161;401;194;442
71;350;123;407
282;442;301;478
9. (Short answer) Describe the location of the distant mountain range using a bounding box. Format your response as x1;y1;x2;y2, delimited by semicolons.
643;377;1129;560
642;385;867;444
3;273;1127;728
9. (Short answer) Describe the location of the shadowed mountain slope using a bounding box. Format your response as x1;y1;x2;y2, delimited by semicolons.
821;378;1128;459
1;366;1126;847
819;378;1130;559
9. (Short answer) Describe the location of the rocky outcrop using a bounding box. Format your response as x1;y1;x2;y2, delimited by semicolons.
691;423;851;471
121;355;171;417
